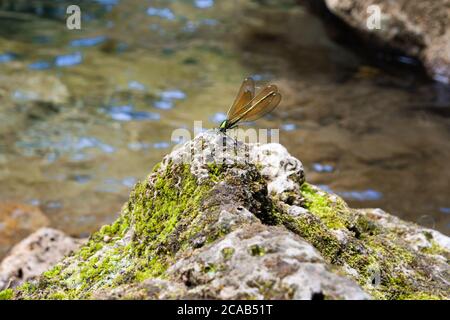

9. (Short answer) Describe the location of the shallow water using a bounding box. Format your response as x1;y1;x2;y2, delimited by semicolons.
0;0;448;243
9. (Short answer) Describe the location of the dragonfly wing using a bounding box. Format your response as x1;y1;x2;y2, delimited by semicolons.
227;78;255;119
241;92;281;122
228;84;281;123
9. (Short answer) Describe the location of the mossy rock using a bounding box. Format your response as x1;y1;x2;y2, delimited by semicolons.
7;131;449;300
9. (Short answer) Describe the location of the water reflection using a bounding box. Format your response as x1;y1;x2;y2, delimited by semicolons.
0;52;16;63
210;112;227;123
55;52;83;67
280;123;297;131
28;61;52;70
312;163;334;173
127;142;151;151
147;7;176;20
106;105;160;122
70;36;107;47
154;89;187;109
128;80;146;91
194;0;215;9
318;185;383;202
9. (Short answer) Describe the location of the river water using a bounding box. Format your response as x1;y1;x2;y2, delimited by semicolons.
0;0;448;244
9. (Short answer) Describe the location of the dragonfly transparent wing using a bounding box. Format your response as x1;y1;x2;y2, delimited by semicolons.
229;84;281;123
227;78;255;119
241;92;281;122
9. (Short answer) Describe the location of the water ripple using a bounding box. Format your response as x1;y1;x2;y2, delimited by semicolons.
0;52;16;63
147;7;175;20
55;52;83;67
339;189;383;201
28;61;52;70
210;112;227;123
70;36;107;47
281;123;297;131
194;0;214;9
312;163;334;173
107;105;160;121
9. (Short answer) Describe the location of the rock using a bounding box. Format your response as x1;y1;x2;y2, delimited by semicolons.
5;130;449;300
0;228;85;290
93;278;189;300
324;0;450;83
95;223;368;300
167;223;368;299
0;202;50;260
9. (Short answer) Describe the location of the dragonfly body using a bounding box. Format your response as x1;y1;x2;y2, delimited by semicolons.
219;77;281;133
219;119;237;132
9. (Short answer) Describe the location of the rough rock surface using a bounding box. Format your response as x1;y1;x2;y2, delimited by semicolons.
0;228;85;290
2;131;449;300
95;224;368;300
167;224;368;300
324;0;450;83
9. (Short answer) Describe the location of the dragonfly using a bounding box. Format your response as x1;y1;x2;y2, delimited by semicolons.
219;77;282;133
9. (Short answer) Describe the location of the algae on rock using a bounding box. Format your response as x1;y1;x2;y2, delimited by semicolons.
7;130;449;300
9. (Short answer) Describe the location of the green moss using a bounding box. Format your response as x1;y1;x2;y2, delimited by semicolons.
42;265;62;278
78;241;104;261
47;292;68;300
0;289;13;300
14;282;38;297
135;258;168;282
420;240;449;257
339;238;426;300
221;247;235;260
249;244;266;256
300;183;347;229
128;164;213;256
423;231;433;241
203;263;218;275
282;212;342;262
398;292;441;300
251;279;295;299
353;215;380;238
207;163;224;183
98;216;129;239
